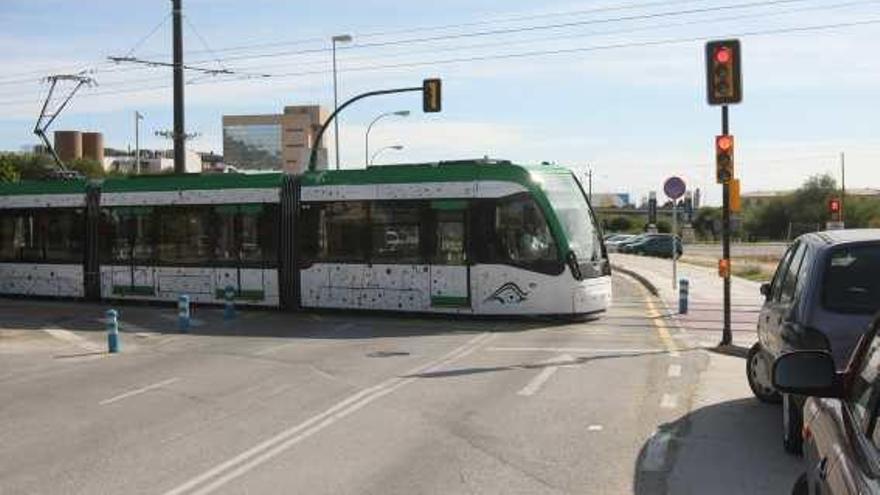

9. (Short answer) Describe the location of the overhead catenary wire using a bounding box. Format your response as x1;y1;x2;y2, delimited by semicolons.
0;17;876;108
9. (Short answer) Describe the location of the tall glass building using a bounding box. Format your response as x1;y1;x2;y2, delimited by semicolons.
222;106;328;173
223;123;282;170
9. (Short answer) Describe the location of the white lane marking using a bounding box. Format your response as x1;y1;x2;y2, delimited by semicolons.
517;354;573;397
667;364;682;378
100;377;180;405
163;332;494;495
44;328;103;353
660;393;678;409
641;430;673;471
587;424;603;431
487;346;659;354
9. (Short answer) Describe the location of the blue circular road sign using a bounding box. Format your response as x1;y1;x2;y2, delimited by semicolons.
664;176;686;200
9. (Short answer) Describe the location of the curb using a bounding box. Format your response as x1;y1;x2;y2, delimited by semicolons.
612;264;659;297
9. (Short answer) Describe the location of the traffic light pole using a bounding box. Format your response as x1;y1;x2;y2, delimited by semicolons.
721;105;732;346
308;86;422;172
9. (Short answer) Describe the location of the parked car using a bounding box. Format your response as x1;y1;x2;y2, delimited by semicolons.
747;229;880;455
773;312;880;495
617;233;656;253
605;234;635;252
625;234;682;258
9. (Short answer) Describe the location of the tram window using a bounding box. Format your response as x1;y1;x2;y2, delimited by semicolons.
317;202;368;262
493;195;557;264
158;207;213;265
433;210;466;265
43;209;84;263
214;206;237;264
100;207;155;263
370;202;421;263
241;204;277;266
0;212;18;260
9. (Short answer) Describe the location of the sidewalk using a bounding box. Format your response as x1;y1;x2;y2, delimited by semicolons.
611;253;763;349
613;254;803;494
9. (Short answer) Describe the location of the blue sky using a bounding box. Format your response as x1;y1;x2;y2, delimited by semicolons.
0;0;878;204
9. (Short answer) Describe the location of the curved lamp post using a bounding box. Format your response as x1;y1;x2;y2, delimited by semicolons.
365;110;409;167
331;34;353;170
369;145;404;166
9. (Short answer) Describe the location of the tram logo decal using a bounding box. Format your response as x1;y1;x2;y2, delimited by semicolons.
485;282;529;305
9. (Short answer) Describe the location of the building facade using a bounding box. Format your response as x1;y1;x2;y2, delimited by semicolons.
222;105;328;173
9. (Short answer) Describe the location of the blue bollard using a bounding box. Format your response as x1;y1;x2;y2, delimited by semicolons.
224;285;236;320
678;278;689;314
178;294;190;333
106;309;120;353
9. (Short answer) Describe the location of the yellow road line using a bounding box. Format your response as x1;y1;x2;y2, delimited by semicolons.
625;280;681;358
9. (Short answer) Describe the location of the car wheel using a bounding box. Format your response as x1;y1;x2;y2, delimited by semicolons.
783;394;804;455
791;473;808;495
747;343;781;403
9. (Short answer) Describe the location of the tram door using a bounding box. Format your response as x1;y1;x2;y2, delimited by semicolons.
429;202;470;309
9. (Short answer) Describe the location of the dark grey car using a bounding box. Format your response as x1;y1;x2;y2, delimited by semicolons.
746;229;880;454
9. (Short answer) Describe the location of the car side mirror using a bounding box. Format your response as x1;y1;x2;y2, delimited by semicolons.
566;251;583;281
760;283;771;298
772;351;843;398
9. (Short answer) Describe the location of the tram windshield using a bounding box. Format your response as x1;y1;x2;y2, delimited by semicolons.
536;172;602;263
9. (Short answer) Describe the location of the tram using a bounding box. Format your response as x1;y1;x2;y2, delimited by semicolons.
0;159;611;316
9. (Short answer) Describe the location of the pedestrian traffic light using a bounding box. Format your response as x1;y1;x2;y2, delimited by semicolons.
706;39;742;105
423;78;441;113
715;134;734;184
829;197;841;216
730;178;741;213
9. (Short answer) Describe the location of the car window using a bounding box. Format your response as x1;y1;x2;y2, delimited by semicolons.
770;243;798;301
779;243;807;303
822;244;880;315
849;332;880;435
794;244;815;298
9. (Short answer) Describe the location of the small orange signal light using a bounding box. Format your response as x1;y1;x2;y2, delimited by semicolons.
718;258;731;278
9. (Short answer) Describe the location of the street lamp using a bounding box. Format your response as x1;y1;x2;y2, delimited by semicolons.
370;145;404;166
331;34;353;170
365;110;409;167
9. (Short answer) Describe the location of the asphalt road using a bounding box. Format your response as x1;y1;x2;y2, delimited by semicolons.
0;275;711;494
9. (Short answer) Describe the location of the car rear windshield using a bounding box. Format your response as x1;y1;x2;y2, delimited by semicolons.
822;243;880;314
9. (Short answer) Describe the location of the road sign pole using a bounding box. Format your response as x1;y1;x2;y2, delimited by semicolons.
721;105;732;346
672;200;678;290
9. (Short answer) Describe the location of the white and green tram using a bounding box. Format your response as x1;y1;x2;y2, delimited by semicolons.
0;159;611;316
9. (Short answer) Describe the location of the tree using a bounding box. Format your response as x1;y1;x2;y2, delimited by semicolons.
693;207;721;241
607;216;633;232
67;157;105;178
0;154;20;182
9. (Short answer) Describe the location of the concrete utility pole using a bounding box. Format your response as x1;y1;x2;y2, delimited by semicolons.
331;34;353;170
172;0;185;174
840;151;846;224
134;111;143;174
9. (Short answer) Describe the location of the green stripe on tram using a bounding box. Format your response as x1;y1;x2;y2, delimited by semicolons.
112;285;156;296
214;289;265;301
101;172;283;193
430;295;470;307
0;179;88;195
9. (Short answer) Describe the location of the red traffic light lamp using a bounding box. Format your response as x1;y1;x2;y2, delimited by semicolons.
829;197;841;214
715;134;734;184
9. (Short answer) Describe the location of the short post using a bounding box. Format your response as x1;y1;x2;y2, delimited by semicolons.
224;285;236;320
106;309;120;353
178;294;190;333
678;278;689;314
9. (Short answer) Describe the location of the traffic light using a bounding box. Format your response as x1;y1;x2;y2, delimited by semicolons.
715;134;734;184
730;178;741;213
706;39;742;105
423;78;441;113
829;197;841;217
